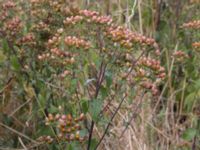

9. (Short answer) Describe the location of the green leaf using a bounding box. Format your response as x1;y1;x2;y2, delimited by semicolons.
67;143;81;150
67;144;73;150
0;51;6;63
23;25;28;35
105;72;112;88
89;98;102;122
2;39;10;54
100;86;108;99
71;78;78;90
49;104;59;113
90;50;100;66
182;128;197;141
88;139;98;150
80;129;88;137
38;94;46;108
184;92;196;112
36;126;53;137
194;79;200;90
10;56;20;71
81;99;89;113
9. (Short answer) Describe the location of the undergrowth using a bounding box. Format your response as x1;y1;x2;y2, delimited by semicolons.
0;0;199;150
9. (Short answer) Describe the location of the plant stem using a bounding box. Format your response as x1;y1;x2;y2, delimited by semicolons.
94;94;127;150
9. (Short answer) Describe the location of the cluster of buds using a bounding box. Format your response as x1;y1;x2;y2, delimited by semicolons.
38;53;50;60
44;113;87;143
62;57;76;65
2;1;16;10
63;16;83;25
136;68;147;77
189;0;200;3
0;11;8;21
39;36;76;62
182;20;200;29
172;51;189;61
47;36;61;48
141;81;159;96
38;48;76;66
60;70;72;78
30;0;45;4
64;36;91;50
30;0;39;4
183;20;200;51
78;10;113;25
37;135;54;144
192;42;200;49
49;0;65;12
90;15;112;25
137;57;166;79
32;21;50;32
46;28;65;48
47;28;64;47
79;10;99;18
50;48;72;58
38;53;75;66
4;17;21;35
64;13;112;26
37;28;77;66
18;33;35;45
106;26;156;48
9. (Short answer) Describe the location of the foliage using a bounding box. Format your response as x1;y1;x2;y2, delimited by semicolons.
0;0;199;150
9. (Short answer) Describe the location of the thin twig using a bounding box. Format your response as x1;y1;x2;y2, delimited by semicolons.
0;77;14;95
87;62;107;150
18;137;28;150
125;50;146;78
94;94;127;150
119;92;145;138
0;122;38;144
98;94;115;118
9;99;32;117
138;0;143;34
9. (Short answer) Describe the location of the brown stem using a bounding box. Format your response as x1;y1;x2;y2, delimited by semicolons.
87;62;107;150
94;94;127;150
119;92;145;138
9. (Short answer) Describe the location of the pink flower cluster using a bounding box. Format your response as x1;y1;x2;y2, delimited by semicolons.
89;15;113;24
0;11;8;21
60;70;71;78
2;1;16;10
192;42;200;49
5;17;21;35
38;47;75;66
173;51;189;59
42;113;86;143
37;135;53;144
79;10;99;17
136;68;146;77
106;26;156;48
63;15;83;25
32;21;50;31
47;35;61;48
50;48;72;58
79;9;112;25
38;53;50;60
182;20;200;29
137;57;166;79
141;81;159;96
19;33;35;44
64;36;91;50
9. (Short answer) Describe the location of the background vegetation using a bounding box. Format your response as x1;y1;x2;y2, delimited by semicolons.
0;0;200;150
